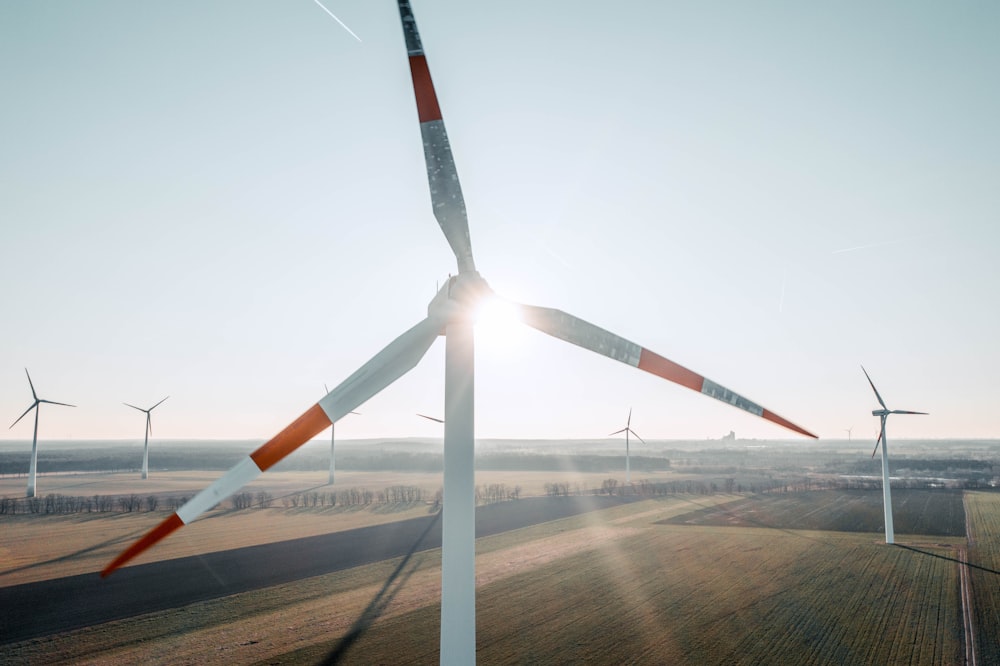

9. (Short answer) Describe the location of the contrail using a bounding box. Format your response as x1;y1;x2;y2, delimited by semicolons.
831;239;902;255
312;0;362;42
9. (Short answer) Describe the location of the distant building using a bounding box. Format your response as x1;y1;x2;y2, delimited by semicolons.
722;430;736;441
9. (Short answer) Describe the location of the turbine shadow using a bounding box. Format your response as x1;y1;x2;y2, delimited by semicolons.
894;543;1000;577
321;509;442;665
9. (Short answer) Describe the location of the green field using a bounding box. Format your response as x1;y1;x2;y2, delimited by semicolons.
660;489;967;537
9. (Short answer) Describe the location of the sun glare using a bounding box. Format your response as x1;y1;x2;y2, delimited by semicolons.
474;296;526;352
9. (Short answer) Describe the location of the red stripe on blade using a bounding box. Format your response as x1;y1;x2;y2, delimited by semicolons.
636;349;705;392
101;512;184;578
762;409;817;439
408;55;442;123
249;404;332;472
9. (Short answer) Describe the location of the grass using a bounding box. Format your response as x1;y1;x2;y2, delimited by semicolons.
1;493;968;665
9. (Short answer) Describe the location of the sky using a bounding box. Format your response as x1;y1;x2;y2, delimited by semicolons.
2;1;998;445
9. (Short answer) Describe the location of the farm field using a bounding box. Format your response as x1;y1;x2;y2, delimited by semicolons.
1;493;969;665
964;491;1000;661
0;469;636;586
661;488;967;537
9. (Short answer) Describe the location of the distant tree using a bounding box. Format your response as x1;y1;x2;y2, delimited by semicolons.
145;495;159;512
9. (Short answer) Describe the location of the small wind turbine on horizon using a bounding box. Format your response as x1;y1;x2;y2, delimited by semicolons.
844;426;853;441
324;383;359;485
862;365;927;544
609;408;645;484
124;396;169;480
9;369;75;498
102;3;816;662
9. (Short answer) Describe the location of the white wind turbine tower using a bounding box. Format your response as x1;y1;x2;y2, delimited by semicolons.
102;2;817;662
124;396;168;480
862;366;927;544
9;369;75;498
609;408;645;484
324;384;358;485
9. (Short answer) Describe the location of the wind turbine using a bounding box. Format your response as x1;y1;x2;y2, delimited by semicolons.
609;408;645;484
844;426;853;441
862;365;927;544
9;369;75;498
325;384;359;485
124;396;169;480
102;2;817;662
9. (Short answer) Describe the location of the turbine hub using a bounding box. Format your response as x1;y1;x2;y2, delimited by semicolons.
872;409;889;417
427;271;493;325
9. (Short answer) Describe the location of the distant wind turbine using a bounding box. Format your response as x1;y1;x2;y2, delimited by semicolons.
102;3;816;662
9;369;75;498
609;408;645;484
124;397;169;480
844;426;853;441
862;366;927;544
325;383;359;485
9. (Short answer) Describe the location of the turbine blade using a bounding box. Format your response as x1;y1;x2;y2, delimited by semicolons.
147;414;153;438
124;402;145;412
627;408;632;428
628;428;646;444
608;428;628;437
518;303;816;438
39;400;75;408
418;413;445;423
891;410;928;415
24;368;37;401
861;365;888;410
9;403;37;429
150;396;169;411
102;317;441;577
397;0;475;274
871;426;883;459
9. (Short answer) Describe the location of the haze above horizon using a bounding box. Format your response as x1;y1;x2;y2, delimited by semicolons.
2;1;998;442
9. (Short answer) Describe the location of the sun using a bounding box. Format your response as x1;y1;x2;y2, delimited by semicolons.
473;295;526;352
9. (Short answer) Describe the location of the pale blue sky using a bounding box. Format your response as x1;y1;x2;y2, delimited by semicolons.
2;1;998;443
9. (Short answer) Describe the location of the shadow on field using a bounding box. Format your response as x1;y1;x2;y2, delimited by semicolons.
321;509;442;665
895;544;1000;577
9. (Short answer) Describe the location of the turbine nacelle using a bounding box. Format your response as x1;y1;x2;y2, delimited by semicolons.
427;272;494;326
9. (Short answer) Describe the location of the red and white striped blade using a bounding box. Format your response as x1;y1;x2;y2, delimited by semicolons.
871;429;883;458
102;317;442;577
397;0;475;275
517;303;817;439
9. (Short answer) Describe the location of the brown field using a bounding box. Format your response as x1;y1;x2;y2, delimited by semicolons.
964;491;1000;661
0;482;973;666
0;469;647;587
662;488;967;536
